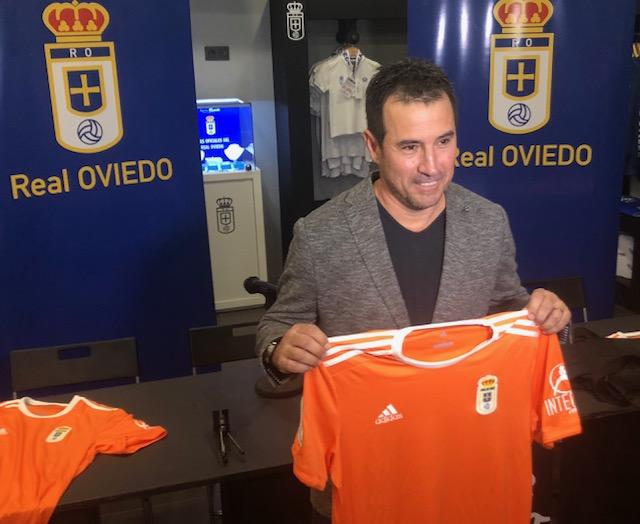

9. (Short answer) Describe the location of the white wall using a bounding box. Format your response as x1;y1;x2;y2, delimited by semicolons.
190;0;282;282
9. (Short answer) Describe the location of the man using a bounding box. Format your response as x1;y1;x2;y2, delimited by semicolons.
257;58;571;522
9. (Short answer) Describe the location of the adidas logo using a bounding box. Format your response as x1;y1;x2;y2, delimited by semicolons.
0;427;8;436
375;404;404;425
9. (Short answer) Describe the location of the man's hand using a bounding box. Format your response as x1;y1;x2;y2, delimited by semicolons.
271;323;329;374
526;288;572;334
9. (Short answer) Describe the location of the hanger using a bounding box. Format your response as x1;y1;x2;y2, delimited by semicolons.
345;46;360;58
336;19;360;58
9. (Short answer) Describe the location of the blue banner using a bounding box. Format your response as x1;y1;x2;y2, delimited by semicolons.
0;0;215;398
409;0;635;319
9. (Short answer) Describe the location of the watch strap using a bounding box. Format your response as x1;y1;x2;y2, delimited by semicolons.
262;337;290;385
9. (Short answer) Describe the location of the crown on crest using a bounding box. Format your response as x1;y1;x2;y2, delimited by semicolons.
493;0;553;33
481;377;497;388
216;197;233;208
287;2;303;14
42;0;110;42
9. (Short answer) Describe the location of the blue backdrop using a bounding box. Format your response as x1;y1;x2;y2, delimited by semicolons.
0;0;215;398
408;0;635;319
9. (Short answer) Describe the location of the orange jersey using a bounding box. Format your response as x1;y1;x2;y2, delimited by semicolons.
0;395;167;524
292;311;582;524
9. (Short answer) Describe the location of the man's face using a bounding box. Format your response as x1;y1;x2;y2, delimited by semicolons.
364;96;457;214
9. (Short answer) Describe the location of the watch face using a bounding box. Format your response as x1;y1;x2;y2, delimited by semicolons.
263;338;282;367
264;342;276;363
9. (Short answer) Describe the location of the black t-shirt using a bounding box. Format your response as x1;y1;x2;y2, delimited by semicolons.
378;201;446;325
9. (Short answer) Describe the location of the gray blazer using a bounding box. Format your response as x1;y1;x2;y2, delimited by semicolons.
257;176;529;353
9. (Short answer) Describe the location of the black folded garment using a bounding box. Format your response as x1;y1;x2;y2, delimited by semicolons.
573;356;640;406
566;339;640;408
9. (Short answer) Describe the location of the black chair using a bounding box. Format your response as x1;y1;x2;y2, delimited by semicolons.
189;322;260;523
189;322;258;374
189;279;300;523
523;276;588;343
193;279;303;401
191;322;303;400
10;337;139;399
243;276;305;398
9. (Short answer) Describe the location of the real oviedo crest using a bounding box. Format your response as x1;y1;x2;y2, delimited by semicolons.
476;375;499;415
216;197;235;234
489;0;555;134
42;0;123;153
286;2;305;41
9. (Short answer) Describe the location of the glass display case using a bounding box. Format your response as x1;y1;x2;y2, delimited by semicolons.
196;99;256;173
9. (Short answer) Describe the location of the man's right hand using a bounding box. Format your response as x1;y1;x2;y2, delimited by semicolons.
271;323;329;374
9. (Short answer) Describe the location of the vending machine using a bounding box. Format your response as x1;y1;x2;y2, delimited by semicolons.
197;99;267;311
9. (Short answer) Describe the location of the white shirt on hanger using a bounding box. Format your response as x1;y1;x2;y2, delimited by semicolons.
311;50;380;138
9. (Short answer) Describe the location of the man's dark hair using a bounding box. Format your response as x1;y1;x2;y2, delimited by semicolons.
365;58;457;145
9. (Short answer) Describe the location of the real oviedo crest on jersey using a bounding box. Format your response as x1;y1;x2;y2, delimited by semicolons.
489;0;554;134
476;375;499;415
42;0;123;153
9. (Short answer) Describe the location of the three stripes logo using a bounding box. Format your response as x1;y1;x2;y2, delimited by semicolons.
375;403;403;425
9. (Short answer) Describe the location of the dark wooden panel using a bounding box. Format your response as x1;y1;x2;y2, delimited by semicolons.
270;0;316;252
307;0;407;20
269;0;407;253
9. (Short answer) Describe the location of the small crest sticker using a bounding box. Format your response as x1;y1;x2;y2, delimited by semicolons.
216;197;235;234
46;425;73;443
205;115;216;136
476;375;499;415
286;2;305;41
42;0;124;153
488;0;555;134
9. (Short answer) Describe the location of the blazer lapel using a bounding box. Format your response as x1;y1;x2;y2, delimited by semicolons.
343;178;409;328
433;184;472;322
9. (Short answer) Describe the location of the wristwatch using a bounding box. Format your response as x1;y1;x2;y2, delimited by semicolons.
261;337;290;385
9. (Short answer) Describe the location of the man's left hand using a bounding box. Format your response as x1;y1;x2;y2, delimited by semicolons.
526;288;572;335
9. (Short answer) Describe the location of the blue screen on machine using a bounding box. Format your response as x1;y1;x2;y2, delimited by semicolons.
197;103;255;173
